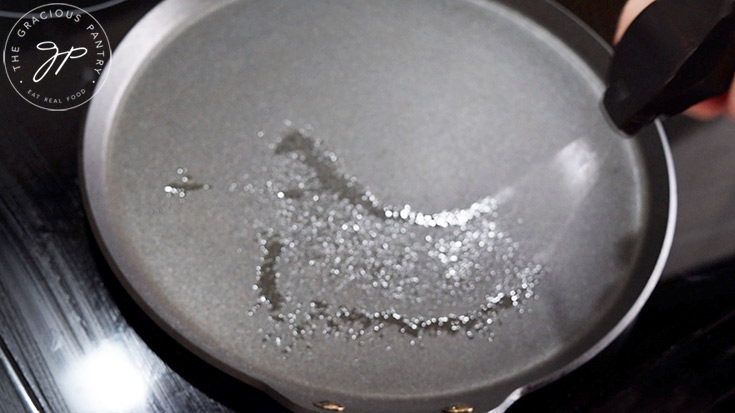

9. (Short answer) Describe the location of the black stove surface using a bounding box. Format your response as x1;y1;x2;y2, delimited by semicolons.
1;1;733;412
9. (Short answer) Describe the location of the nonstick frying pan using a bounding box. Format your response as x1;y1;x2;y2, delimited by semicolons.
82;0;676;412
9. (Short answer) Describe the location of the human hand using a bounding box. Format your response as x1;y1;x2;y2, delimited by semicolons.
616;0;735;120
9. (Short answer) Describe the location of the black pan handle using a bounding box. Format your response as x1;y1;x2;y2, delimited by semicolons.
603;0;735;135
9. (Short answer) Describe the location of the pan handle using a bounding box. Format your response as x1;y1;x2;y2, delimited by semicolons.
603;0;735;135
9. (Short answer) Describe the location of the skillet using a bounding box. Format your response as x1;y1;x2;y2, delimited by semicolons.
82;0;676;411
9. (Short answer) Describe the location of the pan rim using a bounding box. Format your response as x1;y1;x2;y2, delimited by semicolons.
486;1;678;411
80;0;677;411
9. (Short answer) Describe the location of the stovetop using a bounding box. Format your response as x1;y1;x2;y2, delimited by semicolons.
1;1;734;412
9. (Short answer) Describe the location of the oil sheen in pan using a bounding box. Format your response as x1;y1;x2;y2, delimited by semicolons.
83;0;669;409
167;127;545;354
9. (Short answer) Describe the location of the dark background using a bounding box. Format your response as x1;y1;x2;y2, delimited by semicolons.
1;1;734;413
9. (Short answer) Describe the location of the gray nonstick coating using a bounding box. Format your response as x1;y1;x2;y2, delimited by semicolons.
82;0;676;412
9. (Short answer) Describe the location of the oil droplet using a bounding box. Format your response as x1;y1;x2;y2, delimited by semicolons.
163;168;211;199
244;128;545;350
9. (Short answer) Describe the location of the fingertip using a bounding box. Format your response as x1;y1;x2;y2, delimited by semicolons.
614;0;657;44
685;97;728;121
727;81;735;119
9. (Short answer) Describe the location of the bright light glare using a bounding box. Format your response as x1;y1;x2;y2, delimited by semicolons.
63;341;149;413
554;139;599;197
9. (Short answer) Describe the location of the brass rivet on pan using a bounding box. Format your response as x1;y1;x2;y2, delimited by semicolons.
313;401;345;411
443;404;474;413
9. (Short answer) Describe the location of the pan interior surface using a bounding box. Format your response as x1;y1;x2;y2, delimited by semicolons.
84;0;670;411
